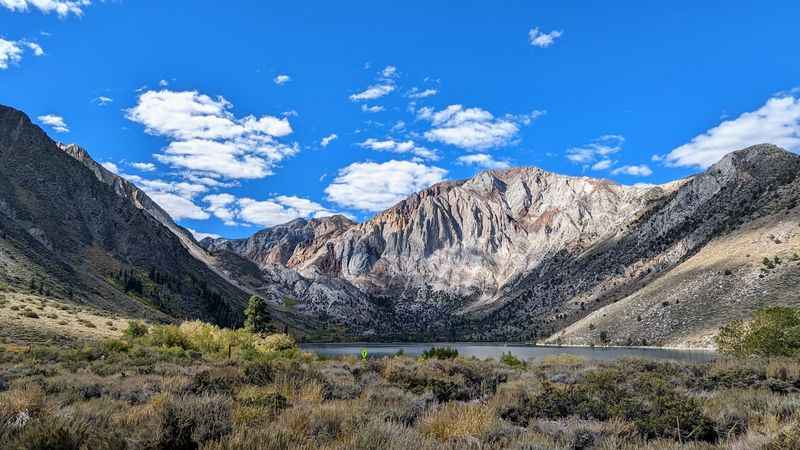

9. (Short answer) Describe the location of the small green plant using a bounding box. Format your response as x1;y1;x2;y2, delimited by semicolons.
124;320;149;338
360;348;369;361
500;351;525;368
421;346;458;360
762;257;775;269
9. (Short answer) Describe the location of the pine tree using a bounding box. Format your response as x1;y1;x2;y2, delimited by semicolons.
244;295;271;333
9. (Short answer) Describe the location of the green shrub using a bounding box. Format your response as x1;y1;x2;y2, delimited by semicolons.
421;347;458;360
716;307;800;357
258;333;296;352
149;325;192;350
499;352;525;369
103;339;130;353
151;394;233;449
124;320;149;338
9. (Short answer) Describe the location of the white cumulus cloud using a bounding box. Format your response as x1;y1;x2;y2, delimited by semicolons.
37;114;69;133
325;160;447;211
100;161;119;173
420;105;542;151
148;192;210;220
665;95;800;168
0;39;23;69
126;89;297;179
0;0;90;17
123;173;211;221
202;193;340;228
130;162;156;172
529;27;563;48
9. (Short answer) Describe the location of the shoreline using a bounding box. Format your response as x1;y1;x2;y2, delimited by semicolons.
299;341;717;353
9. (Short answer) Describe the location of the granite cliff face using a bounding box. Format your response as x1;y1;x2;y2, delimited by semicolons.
297;169;661;301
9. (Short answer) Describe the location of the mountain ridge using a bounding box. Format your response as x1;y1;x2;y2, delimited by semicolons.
3;102;799;347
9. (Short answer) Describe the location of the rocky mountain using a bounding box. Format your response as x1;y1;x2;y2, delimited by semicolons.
3;102;798;347
202;216;355;270
0;104;248;327
203;144;800;346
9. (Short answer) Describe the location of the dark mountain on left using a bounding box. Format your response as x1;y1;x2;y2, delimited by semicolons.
0;104;247;327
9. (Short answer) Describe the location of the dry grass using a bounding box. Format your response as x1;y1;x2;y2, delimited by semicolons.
0;292;126;344
418;402;496;441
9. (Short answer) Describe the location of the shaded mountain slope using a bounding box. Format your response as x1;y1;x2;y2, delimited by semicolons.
0;105;246;327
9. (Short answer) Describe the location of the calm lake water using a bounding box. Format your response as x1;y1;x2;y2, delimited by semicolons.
300;343;717;363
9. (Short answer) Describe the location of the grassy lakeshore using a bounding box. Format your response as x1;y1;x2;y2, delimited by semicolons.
1;323;799;450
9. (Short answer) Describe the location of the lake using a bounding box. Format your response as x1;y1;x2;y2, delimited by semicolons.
300;343;717;363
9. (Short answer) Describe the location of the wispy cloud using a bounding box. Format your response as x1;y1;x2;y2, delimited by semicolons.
25;41;43;56
361;104;385;113
358;138;438;160
320;134;338;147
611;165;653;177
566;135;624;164
274;74;291;85
381;65;397;79
350;83;394;101
456;153;510;169
92;96;113;106
407;88;438;99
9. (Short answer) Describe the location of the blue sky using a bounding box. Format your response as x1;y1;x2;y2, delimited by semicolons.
2;1;799;239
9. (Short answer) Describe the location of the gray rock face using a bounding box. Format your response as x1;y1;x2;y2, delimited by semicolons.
202;216;355;269
299;168;658;303
207;144;800;341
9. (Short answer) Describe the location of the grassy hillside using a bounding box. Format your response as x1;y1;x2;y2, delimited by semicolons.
546;207;800;349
